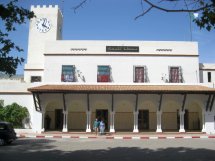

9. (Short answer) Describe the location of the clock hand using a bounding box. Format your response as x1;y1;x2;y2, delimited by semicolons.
42;23;49;29
42;22;46;27
42;18;47;27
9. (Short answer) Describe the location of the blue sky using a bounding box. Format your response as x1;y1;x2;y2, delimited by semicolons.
3;0;215;74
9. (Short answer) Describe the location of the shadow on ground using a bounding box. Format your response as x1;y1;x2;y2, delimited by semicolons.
0;139;214;161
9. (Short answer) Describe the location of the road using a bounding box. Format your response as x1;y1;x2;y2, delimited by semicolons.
0;138;215;161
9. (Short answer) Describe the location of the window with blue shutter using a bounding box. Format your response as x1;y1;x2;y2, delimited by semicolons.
61;65;75;82
97;66;110;82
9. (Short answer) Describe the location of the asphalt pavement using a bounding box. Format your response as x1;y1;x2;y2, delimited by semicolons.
0;138;215;161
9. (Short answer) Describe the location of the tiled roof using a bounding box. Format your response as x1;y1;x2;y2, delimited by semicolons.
28;84;215;94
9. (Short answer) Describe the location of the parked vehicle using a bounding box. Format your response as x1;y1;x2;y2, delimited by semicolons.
0;122;17;145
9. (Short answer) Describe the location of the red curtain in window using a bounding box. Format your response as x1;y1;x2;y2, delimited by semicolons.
97;66;110;82
98;75;109;82
135;67;144;82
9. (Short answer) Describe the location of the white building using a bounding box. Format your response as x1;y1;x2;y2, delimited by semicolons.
0;5;215;134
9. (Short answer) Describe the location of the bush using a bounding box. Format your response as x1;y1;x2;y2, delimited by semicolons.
0;103;29;128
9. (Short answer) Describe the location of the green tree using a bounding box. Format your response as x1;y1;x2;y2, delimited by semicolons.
0;0;34;75
0;103;29;128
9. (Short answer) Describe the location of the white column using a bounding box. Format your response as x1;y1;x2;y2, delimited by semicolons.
89;111;91;130
133;111;139;133
202;109;206;132
62;110;68;132
41;107;45;132
156;110;162;133
86;111;91;132
179;110;185;133
109;111;115;133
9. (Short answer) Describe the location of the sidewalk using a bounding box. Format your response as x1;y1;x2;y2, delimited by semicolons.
16;131;215;140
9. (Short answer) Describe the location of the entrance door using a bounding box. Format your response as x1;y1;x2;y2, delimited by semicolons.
96;109;108;130
138;110;149;130
55;109;63;130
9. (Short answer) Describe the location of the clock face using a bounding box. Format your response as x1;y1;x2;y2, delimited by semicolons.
36;18;51;33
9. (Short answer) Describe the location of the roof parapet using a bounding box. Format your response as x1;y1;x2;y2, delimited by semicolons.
31;5;58;10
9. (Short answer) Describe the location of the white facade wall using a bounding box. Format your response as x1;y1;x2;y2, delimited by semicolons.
26;5;62;65
45;40;198;55
42;40;199;84
43;55;199;83
24;5;63;82
0;94;37;130
199;63;215;84
0;82;44;133
205;110;215;134
44;48;199;84
200;70;215;84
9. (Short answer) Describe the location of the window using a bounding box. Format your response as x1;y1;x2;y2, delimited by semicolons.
169;66;183;83
61;65;75;82
208;72;211;82
97;66;110;82
31;76;41;83
134;66;148;83
134;66;145;82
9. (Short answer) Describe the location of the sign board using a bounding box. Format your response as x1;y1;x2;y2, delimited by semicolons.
106;46;139;52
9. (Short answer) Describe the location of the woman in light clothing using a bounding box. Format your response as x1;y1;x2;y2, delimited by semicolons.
99;120;105;135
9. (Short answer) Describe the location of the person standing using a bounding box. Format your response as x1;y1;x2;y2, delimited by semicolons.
99;120;105;135
93;118;100;135
45;114;51;130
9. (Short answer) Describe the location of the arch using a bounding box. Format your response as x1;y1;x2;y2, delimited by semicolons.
46;101;62;111
138;100;157;131
114;95;135;131
162;100;181;112
162;100;181;131
138;100;157;111
90;95;111;131
67;99;86;131
45;101;62;130
186;101;202;131
115;100;134;112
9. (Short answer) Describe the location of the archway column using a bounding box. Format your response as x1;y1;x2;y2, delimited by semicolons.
41;107;45;132
179;110;185;132
156;110;162;132
86;94;91;132
133;111;139;133
86;110;92;132
156;94;163;133
109;111;115;132
38;94;48;133
133;94;139;133
62;94;68;132
62;110;68;132
202;109;206;132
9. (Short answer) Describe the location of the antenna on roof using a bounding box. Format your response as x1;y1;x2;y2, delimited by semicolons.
61;0;64;16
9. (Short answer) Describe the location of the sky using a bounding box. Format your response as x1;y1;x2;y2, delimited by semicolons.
2;0;215;74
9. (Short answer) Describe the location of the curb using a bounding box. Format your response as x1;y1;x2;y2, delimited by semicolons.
17;134;215;140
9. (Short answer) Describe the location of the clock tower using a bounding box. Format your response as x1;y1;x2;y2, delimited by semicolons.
24;5;63;82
